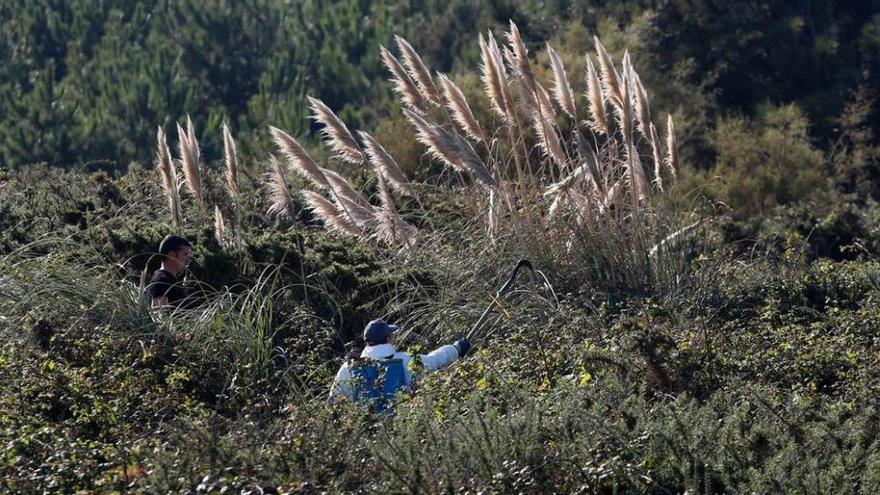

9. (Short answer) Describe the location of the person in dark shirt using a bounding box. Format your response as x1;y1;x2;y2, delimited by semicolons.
147;235;194;310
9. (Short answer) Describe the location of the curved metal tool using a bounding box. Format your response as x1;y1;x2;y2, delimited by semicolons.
466;259;534;340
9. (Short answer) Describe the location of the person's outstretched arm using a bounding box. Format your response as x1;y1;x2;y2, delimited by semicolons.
420;339;471;373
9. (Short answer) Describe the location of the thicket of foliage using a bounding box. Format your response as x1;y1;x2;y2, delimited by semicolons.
5;162;880;492
3;1;880;493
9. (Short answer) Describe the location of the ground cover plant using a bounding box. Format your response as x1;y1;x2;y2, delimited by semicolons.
3;10;880;495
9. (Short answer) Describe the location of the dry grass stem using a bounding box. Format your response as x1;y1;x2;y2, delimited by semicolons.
394;36;442;106
381;46;428;114
269;126;330;189
648;220;701;257
547;45;576;119
307;96;365;165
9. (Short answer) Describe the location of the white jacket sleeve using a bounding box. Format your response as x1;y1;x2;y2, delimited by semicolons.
329;362;354;401
419;344;460;373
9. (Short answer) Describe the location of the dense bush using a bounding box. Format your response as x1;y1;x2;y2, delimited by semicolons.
705;104;830;217
4;161;880;492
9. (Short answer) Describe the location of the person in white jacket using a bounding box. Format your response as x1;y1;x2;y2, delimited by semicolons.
329;319;471;403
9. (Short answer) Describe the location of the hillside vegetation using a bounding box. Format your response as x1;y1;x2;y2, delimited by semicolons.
2;1;880;493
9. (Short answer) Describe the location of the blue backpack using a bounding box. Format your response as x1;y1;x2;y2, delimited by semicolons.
350;358;408;412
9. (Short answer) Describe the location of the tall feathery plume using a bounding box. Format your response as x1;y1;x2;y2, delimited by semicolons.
335;194;378;230
533;113;566;166
357;131;416;197
214;205;227;248
374;206;418;248
506;21;539;115
438;74;486;143
618;51;634;143
300;190;359;237
631;67;653;141
394;35;442;106
176;121;204;210
267;155;296;219
547;44;576;119
627;143;650;203
665;114;678;180
222;123;239;200
269;126;330;189
574;130;604;192
532;82;566;167
307;96;365;165
375;167;397;212
619;57;649;203
185;115;200;166
320;168;372;210
649;123;663;191
584;55;608;135
594;37;624;110
380;46;428;114
373;171;417;248
506;21;536;94
479;32;515;121
155;127;181;225
536;83;556;118
403;109;495;188
186;115;209;198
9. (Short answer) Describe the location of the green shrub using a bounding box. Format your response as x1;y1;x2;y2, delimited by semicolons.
708;104;830;217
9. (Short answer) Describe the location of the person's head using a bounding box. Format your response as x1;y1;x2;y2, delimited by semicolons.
363;319;398;346
159;235;193;274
